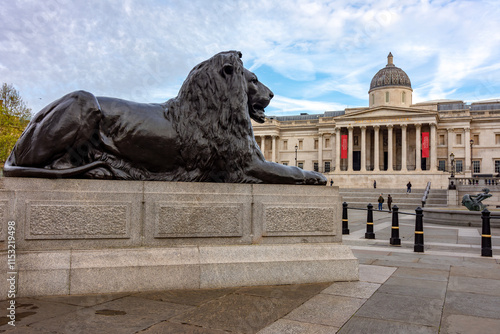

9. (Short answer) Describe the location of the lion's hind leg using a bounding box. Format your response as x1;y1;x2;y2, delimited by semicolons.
10;90;102;170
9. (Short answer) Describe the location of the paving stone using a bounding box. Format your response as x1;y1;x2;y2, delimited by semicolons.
372;259;450;270
30;296;193;334
284;294;366;328
447;276;500;296
377;276;447;299
440;314;500;334
235;282;331;301
354;292;443;327
257;319;338;334
0;298;82;331
450;265;500;280
443;291;500;319
170;292;299;334
338;315;437;334
392;267;449;281
321;281;381;299
358;264;396;283
35;292;131;307
134;288;237;306
141;321;232;333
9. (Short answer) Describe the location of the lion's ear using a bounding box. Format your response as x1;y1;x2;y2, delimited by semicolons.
221;63;234;77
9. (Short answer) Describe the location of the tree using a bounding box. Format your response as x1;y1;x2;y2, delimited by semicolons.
0;83;32;166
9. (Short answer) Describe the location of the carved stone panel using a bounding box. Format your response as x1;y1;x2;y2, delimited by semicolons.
155;202;243;238
25;201;131;239
262;204;336;236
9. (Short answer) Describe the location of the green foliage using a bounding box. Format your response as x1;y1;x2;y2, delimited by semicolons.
0;83;32;164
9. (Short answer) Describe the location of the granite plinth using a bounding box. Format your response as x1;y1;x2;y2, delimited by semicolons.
0;178;358;297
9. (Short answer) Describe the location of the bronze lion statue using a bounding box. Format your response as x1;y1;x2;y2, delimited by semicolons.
4;51;327;185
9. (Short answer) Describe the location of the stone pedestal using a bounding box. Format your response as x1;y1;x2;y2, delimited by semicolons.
0;178;358;297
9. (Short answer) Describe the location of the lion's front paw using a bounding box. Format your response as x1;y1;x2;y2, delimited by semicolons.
303;171;327;185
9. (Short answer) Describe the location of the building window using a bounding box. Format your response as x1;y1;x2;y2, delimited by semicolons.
298;162;304;169
402;91;406;104
298;140;303;150
385;92;389;103
473;134;479;145
473;160;481;174
283;140;288;150
456;160;463;173
456;133;462;145
325;138;330;148
282;162;288;166
314;162;318;172
438;160;446;171
439;134;445;146
324;161;331;173
495;160;500;173
496;134;500;145
314;139;318;150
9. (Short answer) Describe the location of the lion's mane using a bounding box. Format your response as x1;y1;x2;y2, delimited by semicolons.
160;51;261;182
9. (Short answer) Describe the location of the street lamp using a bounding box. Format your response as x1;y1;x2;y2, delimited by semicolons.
470;139;474;175
450;152;455;178
295;144;298;167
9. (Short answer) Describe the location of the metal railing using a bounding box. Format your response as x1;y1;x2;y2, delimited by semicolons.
421;182;431;207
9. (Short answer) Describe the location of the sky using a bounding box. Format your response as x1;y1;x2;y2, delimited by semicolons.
2;0;500;117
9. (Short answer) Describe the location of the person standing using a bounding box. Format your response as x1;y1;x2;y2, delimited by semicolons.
406;181;412;193
378;194;384;211
330;179;334;186
373;180;377;189
387;194;393;212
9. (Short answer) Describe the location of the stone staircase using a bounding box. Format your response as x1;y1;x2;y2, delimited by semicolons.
339;188;448;211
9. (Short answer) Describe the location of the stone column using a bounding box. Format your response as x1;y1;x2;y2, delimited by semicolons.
416;124;422;171
401;124;407;171
447;128;454;167
271;135;277;163
348;126;353;172
318;133;323;172
464;127;471;172
335;128;341;172
387;125;393;171
361;126;366;172
260;135;266;160
430;123;437;171
374;125;380;172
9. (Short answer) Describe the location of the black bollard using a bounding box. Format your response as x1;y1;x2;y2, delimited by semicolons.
342;202;350;235
481;209;492;257
390;205;401;246
365;203;375;239
414;207;424;252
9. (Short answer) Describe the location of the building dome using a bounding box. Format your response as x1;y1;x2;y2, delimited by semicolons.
369;52;411;92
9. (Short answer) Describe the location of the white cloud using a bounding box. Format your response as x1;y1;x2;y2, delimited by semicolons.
1;0;500;115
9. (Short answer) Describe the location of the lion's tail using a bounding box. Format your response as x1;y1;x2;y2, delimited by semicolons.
3;160;112;179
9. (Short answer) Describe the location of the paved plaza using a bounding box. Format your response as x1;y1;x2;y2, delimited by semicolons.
1;209;499;333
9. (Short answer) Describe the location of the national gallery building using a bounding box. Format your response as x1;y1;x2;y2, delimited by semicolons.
252;53;500;189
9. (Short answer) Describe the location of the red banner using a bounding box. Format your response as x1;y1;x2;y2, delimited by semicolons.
341;135;348;159
422;132;429;158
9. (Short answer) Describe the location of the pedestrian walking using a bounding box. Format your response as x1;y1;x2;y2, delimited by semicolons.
406;181;412;193
387;194;393;212
378;193;384;211
330;179;333;186
373;180;377;189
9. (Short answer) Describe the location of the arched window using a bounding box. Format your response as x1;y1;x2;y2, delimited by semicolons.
402;91;406;104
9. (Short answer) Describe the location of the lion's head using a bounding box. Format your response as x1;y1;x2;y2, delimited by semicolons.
164;51;273;182
244;67;273;124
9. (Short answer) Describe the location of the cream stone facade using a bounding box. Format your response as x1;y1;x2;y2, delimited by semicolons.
253;53;500;189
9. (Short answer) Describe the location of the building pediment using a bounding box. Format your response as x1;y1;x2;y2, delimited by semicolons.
338;106;436;120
